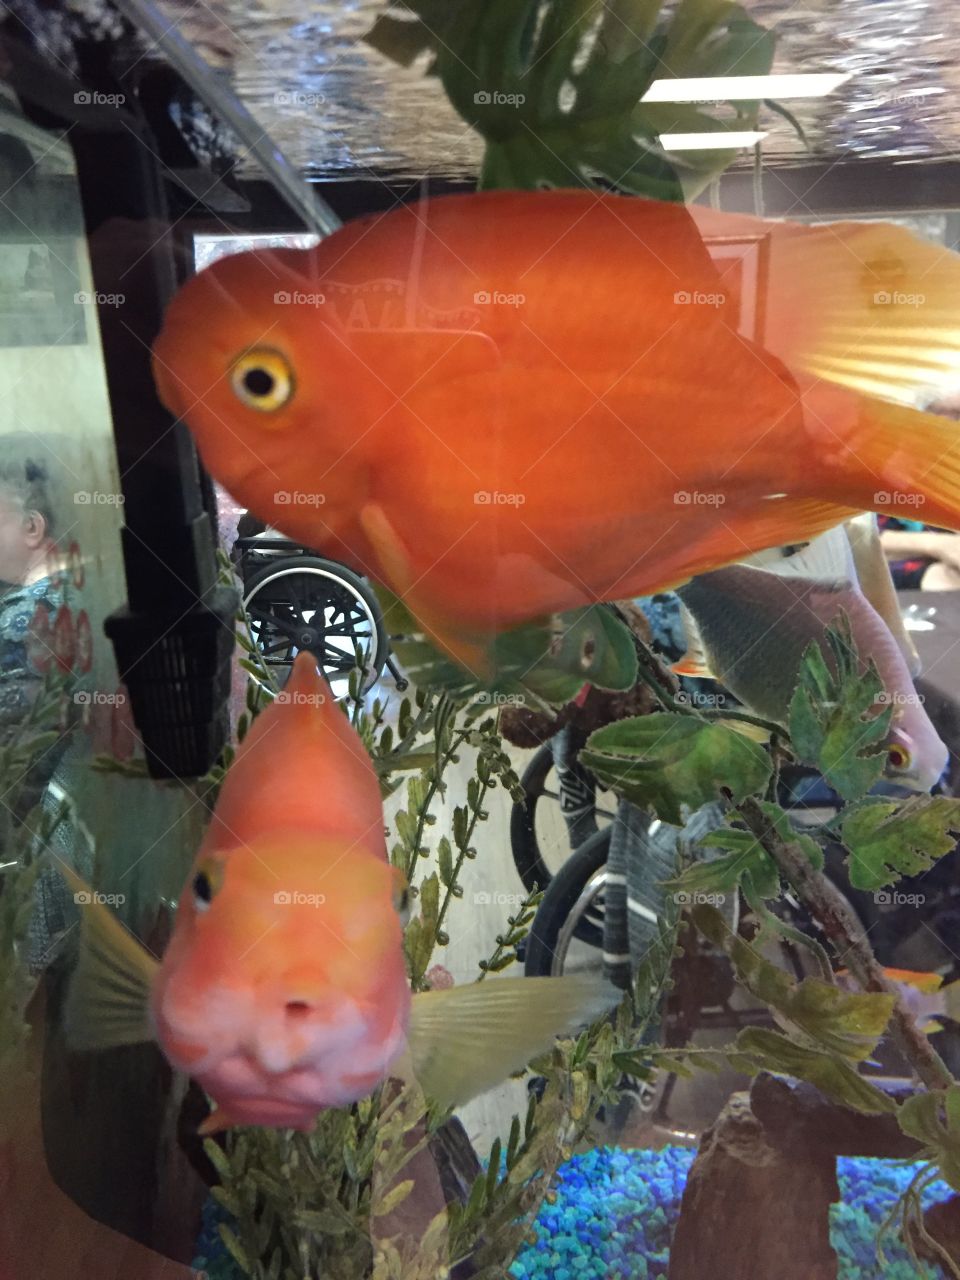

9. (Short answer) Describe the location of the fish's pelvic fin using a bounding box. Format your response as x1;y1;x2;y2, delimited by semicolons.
57;862;158;1051
404;974;620;1109
845;514;922;677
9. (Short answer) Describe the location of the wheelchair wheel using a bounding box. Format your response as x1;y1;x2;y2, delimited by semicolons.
243;556;388;700
511;741;618;896
523;827;610;976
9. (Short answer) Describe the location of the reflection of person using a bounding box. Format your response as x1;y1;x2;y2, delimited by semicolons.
0;444;70;725
879;521;960;591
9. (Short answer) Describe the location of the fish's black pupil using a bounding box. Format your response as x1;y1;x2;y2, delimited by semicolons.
243;367;275;398
193;871;212;903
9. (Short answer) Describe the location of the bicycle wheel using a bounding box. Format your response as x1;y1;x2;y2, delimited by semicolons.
243;556;388;700
511;742;618;896
523;827;611;976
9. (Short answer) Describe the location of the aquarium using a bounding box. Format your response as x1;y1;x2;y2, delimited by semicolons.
5;2;960;1279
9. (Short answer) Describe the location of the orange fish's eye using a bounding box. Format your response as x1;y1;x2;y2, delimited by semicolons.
192;858;224;913
229;349;294;414
887;742;912;772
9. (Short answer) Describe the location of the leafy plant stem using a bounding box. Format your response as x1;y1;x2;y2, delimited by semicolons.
736;794;954;1093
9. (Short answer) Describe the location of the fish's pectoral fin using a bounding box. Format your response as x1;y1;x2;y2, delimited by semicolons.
403;974;620;1109
56;861;159;1052
360;500;493;678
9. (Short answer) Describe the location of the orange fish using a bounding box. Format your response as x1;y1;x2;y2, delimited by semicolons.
60;654;615;1131
152;190;960;672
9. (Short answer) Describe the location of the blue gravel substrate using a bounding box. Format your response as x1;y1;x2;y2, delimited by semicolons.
193;1146;954;1279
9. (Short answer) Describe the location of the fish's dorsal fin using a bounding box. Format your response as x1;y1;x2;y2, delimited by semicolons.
741;524;854;584
404;974;619;1109
844;513;922;678
57;861;158;1052
672;601;714;679
692;208;960;407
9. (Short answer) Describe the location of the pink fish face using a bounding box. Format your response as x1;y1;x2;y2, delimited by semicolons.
151;835;412;1127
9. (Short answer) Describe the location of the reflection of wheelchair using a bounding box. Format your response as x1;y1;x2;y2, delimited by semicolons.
234;529;408;698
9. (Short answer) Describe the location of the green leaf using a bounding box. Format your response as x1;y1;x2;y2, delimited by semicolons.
898;1087;960;1190
437;835;455;888
841;794;960;891
366;0;778;199
693;904;894;1060
581;713;771;825
733;1027;897;1114
788;614;892;801
373;1179;415;1218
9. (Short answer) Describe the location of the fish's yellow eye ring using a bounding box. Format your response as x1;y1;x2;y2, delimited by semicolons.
192;858;225;913
230;349;295;414
887;743;912;772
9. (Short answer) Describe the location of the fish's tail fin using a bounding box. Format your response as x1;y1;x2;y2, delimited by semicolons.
841;396;960;533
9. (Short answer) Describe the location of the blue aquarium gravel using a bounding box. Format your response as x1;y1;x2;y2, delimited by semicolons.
193;1146;954;1279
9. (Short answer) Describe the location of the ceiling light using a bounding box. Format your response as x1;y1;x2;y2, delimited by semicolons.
642;73;850;103
659;130;768;151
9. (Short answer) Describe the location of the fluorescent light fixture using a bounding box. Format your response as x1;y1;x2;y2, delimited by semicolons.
660;131;768;151
642;73;850;103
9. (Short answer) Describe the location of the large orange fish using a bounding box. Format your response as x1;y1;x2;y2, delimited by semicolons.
152;190;960;672
61;654;615;1131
